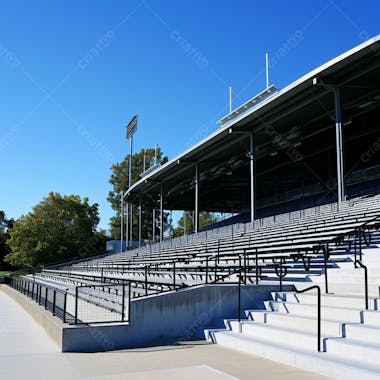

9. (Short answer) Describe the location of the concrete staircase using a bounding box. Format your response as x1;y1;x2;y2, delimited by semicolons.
205;243;380;379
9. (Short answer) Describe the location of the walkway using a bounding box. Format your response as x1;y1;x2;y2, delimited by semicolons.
0;286;328;379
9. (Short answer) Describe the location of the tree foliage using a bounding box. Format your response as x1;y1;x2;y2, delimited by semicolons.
5;193;102;268
108;147;169;240
0;211;13;269
172;212;220;237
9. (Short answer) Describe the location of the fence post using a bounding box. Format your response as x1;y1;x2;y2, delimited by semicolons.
128;281;131;322
45;287;48;309
205;257;209;284
144;266;148;296
121;283;125;322
63;292;67;323
74;286;78;324
52;290;56;316
173;261;176;289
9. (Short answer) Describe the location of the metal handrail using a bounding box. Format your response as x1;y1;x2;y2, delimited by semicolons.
354;260;369;310
294;285;321;352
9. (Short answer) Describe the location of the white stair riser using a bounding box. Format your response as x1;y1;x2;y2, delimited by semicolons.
326;339;380;367
267;301;363;322
362;310;380;326
344;325;380;344
212;331;380;380
248;311;344;336
271;292;376;309
240;322;322;350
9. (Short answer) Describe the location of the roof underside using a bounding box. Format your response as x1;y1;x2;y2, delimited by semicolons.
127;36;380;213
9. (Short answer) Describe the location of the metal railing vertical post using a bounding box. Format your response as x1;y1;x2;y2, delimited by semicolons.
238;271;241;323
295;285;321;352
205;257;209;284
52;290;56;316
128;281;131;321
354;260;368;310
144;266;148;296
63;292;67;323
121;283;125;322
45;287;48;309
74;286;79;324
324;244;329;294
173;261;176;289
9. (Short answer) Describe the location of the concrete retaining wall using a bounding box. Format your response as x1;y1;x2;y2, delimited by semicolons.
62;284;292;352
1;282;293;352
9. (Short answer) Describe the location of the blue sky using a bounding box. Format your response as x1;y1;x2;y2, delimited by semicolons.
0;0;379;231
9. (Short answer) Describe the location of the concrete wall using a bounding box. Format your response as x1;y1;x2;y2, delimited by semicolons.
62;284;293;352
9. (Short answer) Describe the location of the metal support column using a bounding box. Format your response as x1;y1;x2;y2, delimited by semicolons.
152;208;156;242
138;197;142;248
249;131;256;227
120;193;123;253
129;204;133;245
195;163;199;234
334;87;345;203
125;201;129;250
160;183;164;243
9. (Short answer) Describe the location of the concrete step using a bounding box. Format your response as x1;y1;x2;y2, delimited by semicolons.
266;301;363;322
234;320;338;351
205;330;380;380
246;310;344;336
272;291;378;310
344;324;380;345
362;310;380;325
326;338;380;367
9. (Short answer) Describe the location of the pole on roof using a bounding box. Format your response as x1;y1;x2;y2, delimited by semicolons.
250;132;256;227
265;53;269;89
229;86;232;114
334;87;345;203
195;163;200;233
160;183;164;243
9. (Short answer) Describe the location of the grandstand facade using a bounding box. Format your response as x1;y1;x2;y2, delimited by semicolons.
4;36;380;379
125;35;380;237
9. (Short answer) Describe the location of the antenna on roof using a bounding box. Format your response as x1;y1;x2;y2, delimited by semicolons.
265;53;269;89
229;86;232;114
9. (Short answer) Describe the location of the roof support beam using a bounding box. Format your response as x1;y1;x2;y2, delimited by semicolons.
250;131;256;226
194;163;200;234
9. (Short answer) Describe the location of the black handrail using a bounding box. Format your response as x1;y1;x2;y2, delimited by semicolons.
354;260;368;310
294;285;321;352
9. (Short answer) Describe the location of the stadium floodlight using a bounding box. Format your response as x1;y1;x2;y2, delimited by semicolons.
125;115;138;189
124;114;138;250
126;114;138;139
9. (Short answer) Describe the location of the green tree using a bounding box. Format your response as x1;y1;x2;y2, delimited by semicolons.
0;211;13;270
108;147;169;241
173;212;220;237
5;193;101;268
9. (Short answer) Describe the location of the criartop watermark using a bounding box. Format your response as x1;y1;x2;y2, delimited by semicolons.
360;137;380;163
269;30;304;69
264;125;303;162
0;125;21;152
170;30;208;69
76;125;115;163
78;30;114;70
0;42;20;68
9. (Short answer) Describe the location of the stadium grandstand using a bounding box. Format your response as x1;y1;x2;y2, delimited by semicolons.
6;35;380;379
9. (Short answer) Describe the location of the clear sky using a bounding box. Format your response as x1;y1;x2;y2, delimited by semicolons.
0;0;379;231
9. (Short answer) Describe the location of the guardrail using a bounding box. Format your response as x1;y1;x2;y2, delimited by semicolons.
294;285;321;352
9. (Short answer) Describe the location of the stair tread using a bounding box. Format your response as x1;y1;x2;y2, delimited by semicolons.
214;330;380;374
